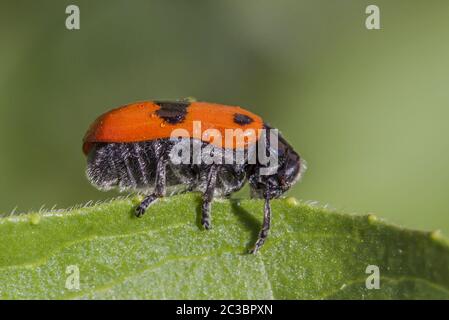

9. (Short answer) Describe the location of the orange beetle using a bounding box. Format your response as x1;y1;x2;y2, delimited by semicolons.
83;99;305;253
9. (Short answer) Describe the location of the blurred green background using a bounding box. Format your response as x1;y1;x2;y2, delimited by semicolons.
1;0;448;234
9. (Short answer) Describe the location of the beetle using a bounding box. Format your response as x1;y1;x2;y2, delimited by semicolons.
83;99;305;253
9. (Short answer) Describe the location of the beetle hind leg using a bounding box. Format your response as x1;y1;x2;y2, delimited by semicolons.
135;194;159;217
135;158;167;217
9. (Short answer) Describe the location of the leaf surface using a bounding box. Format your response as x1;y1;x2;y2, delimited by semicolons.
0;194;448;299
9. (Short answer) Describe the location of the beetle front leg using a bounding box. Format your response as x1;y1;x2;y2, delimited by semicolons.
249;194;272;254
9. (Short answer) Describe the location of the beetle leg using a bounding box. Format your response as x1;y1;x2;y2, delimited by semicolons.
201;165;218;229
249;194;272;254
135;158;167;217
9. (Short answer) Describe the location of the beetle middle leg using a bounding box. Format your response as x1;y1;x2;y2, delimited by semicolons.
201;165;218;229
135;158;167;217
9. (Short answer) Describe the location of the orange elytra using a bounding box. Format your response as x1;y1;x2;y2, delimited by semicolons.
83;100;264;155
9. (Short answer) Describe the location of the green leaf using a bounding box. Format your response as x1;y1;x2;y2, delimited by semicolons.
1;193;448;299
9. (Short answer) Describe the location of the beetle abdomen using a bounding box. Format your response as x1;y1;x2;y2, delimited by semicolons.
86;139;249;196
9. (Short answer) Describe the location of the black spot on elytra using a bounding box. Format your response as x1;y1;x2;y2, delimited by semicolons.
154;101;189;124
233;113;254;125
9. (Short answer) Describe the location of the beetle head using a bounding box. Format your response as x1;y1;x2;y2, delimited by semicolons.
249;134;305;199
